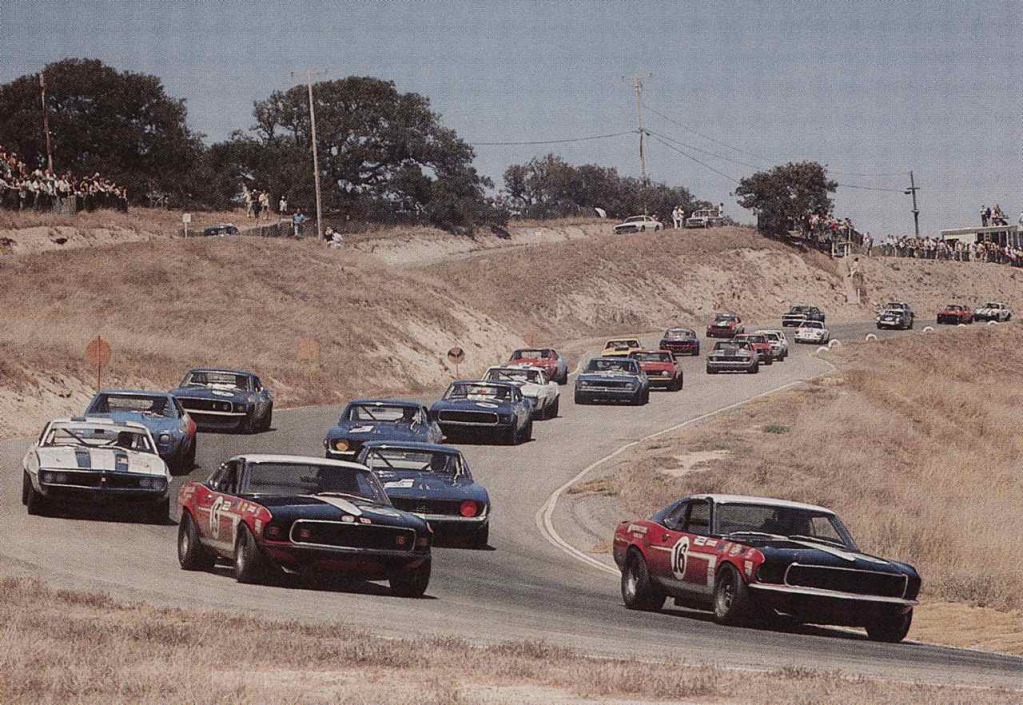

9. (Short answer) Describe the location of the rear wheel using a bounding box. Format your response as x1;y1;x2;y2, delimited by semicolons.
621;551;665;611
178;511;215;571
234;525;271;584
390;560;431;597
866;609;913;642
713;564;752;625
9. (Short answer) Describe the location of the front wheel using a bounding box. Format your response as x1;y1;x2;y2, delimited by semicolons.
521;419;533;442
260;403;274;431
713;564;752;625
23;472;47;515
621;551;665;611
749;362;760;374
147;497;171;525
390;560;431;598
866;609;913;643
547;396;560;419
574;392;588;405
234;525;271;584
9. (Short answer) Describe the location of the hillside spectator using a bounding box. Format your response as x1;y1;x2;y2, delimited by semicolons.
0;143;127;214
279;195;288;215
259;191;271;220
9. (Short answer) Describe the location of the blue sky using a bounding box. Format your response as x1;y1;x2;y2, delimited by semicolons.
1;0;1019;235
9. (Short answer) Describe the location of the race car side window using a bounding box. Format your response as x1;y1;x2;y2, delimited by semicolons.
210;461;239;494
662;501;689;531
683;500;711;536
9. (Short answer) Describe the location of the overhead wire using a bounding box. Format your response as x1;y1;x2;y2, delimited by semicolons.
469;130;636;146
647;134;741;184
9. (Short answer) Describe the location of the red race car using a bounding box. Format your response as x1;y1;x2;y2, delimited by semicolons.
508;347;569;384
936;303;974;325
177;454;433;595
733;333;774;365
613;494;921;642
705;312;744;339
629;350;683;391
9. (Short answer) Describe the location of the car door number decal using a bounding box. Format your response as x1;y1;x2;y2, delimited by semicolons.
670;536;690;580
210;496;226;539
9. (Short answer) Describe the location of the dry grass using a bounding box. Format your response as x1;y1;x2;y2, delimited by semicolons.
604;325;1023;615
0;573;1017;705
0;207;249;235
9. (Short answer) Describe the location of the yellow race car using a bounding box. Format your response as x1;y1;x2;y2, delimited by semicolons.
601;338;642;357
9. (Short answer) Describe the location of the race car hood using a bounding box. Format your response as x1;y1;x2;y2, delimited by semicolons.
375;472;489;503
638;361;675;373
248;494;429;532
513;357;555;370
326;420;422;442
711;321;736;328
576;371;641;383
170;386;252;403
489;379;542;398
86;411;181;434
35;446;168;477
752;538;919;579
430;398;515;413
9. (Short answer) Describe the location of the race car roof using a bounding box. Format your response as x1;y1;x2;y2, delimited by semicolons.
96;388;175;398
689;493;834;514
346;399;422;408
231;454;369;470
57;417;149;431
184;368;255;377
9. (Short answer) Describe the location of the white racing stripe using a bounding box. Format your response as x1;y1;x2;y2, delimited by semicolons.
303;495;363;516
535;380;805;579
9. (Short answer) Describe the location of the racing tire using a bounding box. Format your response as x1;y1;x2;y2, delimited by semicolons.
472;524;490;549
706;366;717;375
522;419;533;442
763;356;773;366
23;472;47;515
173;443;196;477
669;376;682;392
749;362;759;374
546;397;559;419
713;563;753;626
630;390;643;406
556;370;569;385
865;609;913;643
621;551;665;612
390;560;431;598
574;392;588;405
147;497;171;525
234;525;271;584
243;412;259;435
503;425;518;445
260;403;274;431
643;389;650;404
178;511;215;571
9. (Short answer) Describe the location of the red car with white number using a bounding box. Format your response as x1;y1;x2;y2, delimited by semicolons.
613;494;921;642
705;312;744;339
507;348;569;385
628;350;683;391
177;454;433;596
936;304;973;325
733;333;774;365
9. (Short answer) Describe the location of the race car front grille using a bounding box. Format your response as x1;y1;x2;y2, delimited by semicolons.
437;410;500;425
784;564;908;598
389;498;475;516
289;520;416;551
180;398;236;413
41;471;153;489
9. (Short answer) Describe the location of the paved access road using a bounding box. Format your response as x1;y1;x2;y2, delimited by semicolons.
2;320;1019;687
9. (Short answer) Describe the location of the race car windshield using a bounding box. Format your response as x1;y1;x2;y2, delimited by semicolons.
744;335;767;344
714;314;736;322
362;449;463;477
606;340;639;348
714;341;749;351
984;302;1000;308
343;404;414;423
445;383;511;400
664;329;694;340
88;394;177;418
800;322;824;329
584;358;636;373
486;368;540;384
512;349;549;359
244;462;389;504
715;503;856;550
183;371;249;390
632;352;671;362
43;425;155;453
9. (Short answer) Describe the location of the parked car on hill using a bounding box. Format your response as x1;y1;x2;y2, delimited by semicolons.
974;301;1012;322
659;327;700;357
22;418;171;522
84;390;196;475
356;442;490;548
430;381;533;444
324;400;442;460
794;320;830;344
177;454;433;595
684;209;724;228
614;215;662;234
202;223;239;237
629;350;683;391
613;493;921;642
508;348;569;385
706;340;758;374
936;304;974;325
483;365;560;419
574;357;650;405
706;312;744;339
781;305;826;327
169;368;273;433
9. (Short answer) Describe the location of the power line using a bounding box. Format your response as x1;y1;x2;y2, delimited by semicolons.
470;130;635;146
646;128;764;171
647;134;741;184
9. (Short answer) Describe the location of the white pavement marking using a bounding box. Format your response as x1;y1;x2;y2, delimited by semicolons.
535;380;805;578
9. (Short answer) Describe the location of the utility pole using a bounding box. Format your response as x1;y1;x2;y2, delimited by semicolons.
39;70;53;173
292;69;326;240
905;171;920;238
624;73;652;213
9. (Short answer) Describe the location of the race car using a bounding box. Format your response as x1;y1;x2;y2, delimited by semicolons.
22;418;170;522
794;320;830;344
782;305;826;327
936;304;974;325
754;330;789;361
483;365;561;419
629;350;683;391
508;348;569;385
614;215;662;234
733;333;774;365
601;338;642;357
169;368;273;433
883;302;915;327
659;327;700;357
84;389;197;475
356;442;491;548
613;494;921;642
705;340;758;374
324;400;442;460
430;381;533;445
575;356;650;405
706;312;744;339
974;301;1012;322
876;308;912;330
177;454;432;596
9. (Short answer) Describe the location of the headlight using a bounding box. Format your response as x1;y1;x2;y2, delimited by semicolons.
499;415;512;423
333;439;349;452
153;477;167;491
139;477;152;488
53;472;68;484
578;380;592;388
627;383;638;391
159;433;172;444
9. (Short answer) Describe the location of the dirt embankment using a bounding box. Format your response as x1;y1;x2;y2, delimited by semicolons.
857;255;1023;313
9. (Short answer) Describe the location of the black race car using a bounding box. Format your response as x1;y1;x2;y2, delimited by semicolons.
782;305;826;327
169;368;273;433
429;381;533;445
178;454;432;595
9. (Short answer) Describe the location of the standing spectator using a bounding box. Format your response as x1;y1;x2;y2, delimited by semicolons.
981;204;989;227
279;195;288;215
259;191;271;220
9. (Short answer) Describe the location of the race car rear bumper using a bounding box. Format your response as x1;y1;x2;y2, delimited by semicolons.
706;359;756;372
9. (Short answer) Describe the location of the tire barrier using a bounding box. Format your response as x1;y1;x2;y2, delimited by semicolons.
987;320;1000;326
922;326;934;333
816;346;830;354
958;323;967;328
827;339;842;349
865;333;878;341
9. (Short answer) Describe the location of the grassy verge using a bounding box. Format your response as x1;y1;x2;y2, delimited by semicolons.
0;573;1018;705
588;324;1023;650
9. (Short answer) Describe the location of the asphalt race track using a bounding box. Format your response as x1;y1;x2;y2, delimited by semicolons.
2;320;1020;687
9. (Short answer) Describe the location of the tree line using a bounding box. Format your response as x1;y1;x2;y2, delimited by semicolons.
0;59;833;233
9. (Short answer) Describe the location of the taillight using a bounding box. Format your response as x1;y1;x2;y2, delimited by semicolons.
460;501;478;518
265;524;285;540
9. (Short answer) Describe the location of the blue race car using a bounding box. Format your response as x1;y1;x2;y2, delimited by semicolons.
574;357;650;405
84;390;197;475
429;381;532;445
356;441;491;548
324;400;442;460
169;368;273;433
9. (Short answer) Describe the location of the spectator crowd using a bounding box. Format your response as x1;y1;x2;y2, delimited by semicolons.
879;235;1023;266
0;144;128;213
